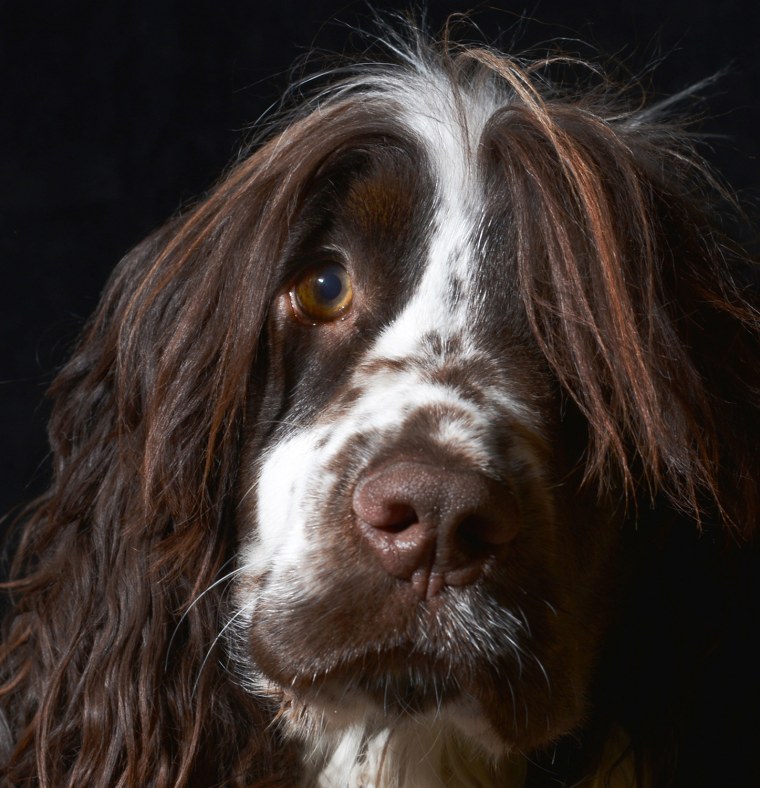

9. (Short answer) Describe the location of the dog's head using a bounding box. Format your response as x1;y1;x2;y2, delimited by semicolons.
228;45;759;773
2;34;758;787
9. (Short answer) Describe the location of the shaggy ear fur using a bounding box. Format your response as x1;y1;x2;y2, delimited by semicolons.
445;47;754;538
0;232;283;785
0;123;322;787
464;48;760;528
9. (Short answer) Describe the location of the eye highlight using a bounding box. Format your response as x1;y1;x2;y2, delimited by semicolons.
290;262;354;323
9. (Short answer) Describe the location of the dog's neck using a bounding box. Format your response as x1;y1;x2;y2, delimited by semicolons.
306;722;527;788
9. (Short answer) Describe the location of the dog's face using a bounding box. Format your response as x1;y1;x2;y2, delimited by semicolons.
231;79;623;758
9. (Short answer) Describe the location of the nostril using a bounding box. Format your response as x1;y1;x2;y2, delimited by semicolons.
459;512;517;550
376;503;418;534
456;515;493;557
352;475;421;534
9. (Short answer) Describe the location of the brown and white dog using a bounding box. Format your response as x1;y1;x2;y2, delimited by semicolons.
2;26;758;787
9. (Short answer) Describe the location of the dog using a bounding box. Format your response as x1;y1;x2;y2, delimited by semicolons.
2;26;758;787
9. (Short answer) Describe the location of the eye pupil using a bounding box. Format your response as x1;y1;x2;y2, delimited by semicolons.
316;271;344;303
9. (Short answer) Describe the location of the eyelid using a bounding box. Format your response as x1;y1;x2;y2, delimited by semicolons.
284;246;350;287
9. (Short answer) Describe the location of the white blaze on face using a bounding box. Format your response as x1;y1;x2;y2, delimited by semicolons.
240;74;514;599
370;70;491;362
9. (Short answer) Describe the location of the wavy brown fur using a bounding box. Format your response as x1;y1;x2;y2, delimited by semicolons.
2;27;758;787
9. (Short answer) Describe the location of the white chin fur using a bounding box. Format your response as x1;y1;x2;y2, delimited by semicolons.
303;712;526;788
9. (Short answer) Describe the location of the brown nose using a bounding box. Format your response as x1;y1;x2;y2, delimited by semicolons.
352;461;519;599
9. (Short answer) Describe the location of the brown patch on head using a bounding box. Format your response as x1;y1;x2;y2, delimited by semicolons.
342;146;431;253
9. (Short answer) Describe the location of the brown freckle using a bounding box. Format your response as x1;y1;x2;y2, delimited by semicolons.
418;333;463;361
447;275;464;306
352;433;372;451
324;430;374;476
339;386;363;408
420;332;443;355
429;365;489;407
359;357;411;377
446;335;463;355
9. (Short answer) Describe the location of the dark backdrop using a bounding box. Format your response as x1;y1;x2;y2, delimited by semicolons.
1;0;759;519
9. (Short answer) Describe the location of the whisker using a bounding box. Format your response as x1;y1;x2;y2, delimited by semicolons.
164;560;247;671
192;605;252;696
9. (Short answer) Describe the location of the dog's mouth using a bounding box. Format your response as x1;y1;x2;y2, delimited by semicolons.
247;600;528;733
240;562;601;751
292;646;467;715
240;557;549;716
245;579;525;687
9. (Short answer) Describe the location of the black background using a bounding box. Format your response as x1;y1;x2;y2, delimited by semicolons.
1;0;758;518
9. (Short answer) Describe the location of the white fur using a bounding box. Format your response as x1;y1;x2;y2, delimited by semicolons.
308;716;528;788
249;430;332;573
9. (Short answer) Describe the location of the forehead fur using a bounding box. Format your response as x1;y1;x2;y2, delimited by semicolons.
341;147;429;243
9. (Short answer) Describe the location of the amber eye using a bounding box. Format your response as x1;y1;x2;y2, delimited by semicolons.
290;262;354;322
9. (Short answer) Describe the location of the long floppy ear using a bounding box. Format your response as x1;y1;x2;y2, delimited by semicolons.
0;200;287;784
0;98;397;785
470;50;760;531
